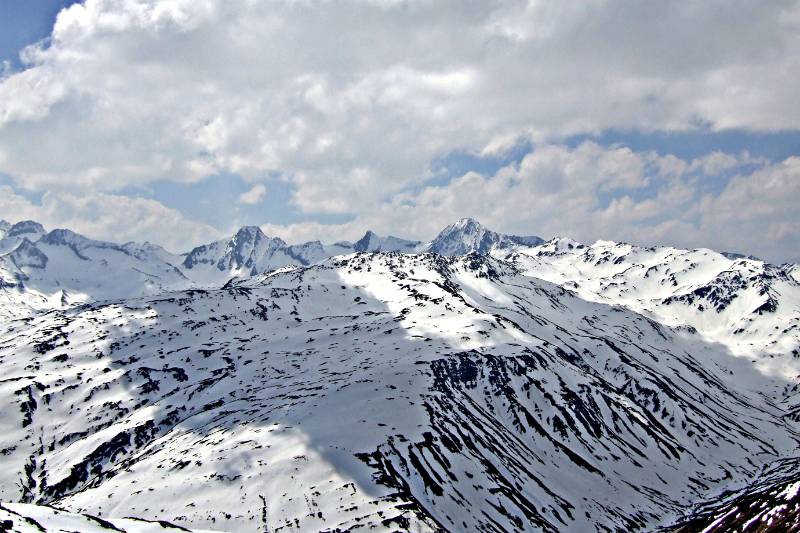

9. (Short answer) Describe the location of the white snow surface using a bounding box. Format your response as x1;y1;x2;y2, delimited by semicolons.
0;219;799;532
0;502;220;532
501;237;800;385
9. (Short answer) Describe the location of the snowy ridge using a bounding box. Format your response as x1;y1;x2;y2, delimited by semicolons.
666;457;800;532
501;237;800;386
0;218;799;531
181;227;352;287
353;230;424;253
0;225;192;317
429;217;544;256
0;252;798;532
0;219;549;312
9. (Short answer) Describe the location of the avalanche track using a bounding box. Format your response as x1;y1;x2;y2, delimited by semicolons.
0;253;798;532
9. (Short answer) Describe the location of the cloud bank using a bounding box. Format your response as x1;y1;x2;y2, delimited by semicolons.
0;0;798;261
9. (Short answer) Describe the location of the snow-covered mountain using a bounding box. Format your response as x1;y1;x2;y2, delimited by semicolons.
429;217;544;256
181;226;358;286
353;230;424;253
0;220;46;255
0;225;191;317
0;219;550;308
0;502;218;532
181;226;291;284
0;217;799;532
1;252;797;532
499;237;800;389
666;457;800;532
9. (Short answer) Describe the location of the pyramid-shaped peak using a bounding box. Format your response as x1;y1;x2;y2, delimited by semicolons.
354;230;423;253
354;230;379;252
452;217;484;230
232;225;287;246
234;225;267;239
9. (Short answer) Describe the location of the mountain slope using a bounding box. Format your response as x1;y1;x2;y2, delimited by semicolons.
353;230;424;253
0;228;192;318
0;502;217;533
429;218;545;256
0;252;796;532
181;227;356;286
502;238;800;390
666;457;800;532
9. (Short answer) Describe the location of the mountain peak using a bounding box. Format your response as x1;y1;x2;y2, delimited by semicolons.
353;230;379;252
41;228;84;245
233;225;267;241
452;217;484;231
9;238;48;269
430;218;543;256
6;220;46;238
354;230;422;253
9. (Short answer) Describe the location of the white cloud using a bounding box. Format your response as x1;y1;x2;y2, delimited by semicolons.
2;141;795;263
238;184;266;205
0;0;797;261
260;143;800;263
0;0;798;211
0;186;222;252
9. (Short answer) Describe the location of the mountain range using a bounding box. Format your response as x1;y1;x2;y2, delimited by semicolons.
0;217;798;532
0;218;543;312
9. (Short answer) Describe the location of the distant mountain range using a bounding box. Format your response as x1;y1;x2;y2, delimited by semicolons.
0;217;544;308
0;217;798;532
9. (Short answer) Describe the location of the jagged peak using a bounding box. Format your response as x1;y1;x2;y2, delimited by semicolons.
354;230;422;253
430;218;543;255
9;238;48;268
354;230;379;251
232;225;286;247
234;225;265;239
6;220;46;238
450;217;484;232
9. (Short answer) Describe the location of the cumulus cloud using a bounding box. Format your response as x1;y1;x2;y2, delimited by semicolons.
2;140;793;263
0;186;223;251
1;0;799;207
238;184;266;205
259;142;800;264
0;0;798;261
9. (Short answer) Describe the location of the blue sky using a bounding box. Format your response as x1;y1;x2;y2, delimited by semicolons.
0;1;80;69
0;1;798;262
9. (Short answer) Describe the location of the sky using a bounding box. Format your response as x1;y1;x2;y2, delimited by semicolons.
0;1;798;263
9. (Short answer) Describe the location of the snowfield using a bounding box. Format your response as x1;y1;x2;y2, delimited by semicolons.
0;218;798;532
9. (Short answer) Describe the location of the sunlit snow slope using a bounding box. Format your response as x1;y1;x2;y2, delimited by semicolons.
1;252;798;532
500;237;800;387
1;218;800;532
